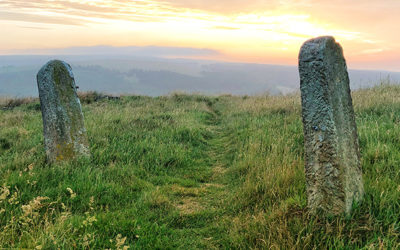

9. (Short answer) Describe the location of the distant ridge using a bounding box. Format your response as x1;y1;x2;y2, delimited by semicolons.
1;55;399;97
1;45;220;57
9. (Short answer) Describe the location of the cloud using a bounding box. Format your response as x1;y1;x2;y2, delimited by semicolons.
0;0;312;25
0;11;86;25
160;0;311;13
0;0;184;23
1;0;397;31
0;0;397;70
17;25;51;30
360;48;386;55
212;26;240;30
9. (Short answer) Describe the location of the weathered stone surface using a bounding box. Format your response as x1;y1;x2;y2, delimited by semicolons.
298;36;364;215
37;60;90;163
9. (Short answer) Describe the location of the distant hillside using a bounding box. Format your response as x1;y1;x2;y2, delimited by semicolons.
1;55;399;97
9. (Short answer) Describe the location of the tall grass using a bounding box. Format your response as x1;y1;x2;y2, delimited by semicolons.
0;85;399;248
0;96;37;110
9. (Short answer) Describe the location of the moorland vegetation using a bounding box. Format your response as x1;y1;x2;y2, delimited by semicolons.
0;84;400;248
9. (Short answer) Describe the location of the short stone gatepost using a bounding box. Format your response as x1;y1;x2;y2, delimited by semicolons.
298;36;364;215
37;60;90;163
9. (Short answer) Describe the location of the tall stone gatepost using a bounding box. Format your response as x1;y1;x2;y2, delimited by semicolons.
298;36;364;215
37;60;90;163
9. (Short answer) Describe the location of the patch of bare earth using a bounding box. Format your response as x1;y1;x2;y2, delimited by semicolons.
173;182;225;215
176;198;203;215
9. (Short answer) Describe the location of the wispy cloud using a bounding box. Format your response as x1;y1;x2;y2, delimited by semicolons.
17;25;51;30
361;48;385;55
212;26;240;30
0;10;86;25
0;0;397;70
0;0;373;43
0;0;199;24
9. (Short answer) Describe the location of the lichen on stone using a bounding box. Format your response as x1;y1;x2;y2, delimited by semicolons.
299;36;364;215
37;60;90;163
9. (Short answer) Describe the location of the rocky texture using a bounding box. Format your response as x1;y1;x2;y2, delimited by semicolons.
37;60;90;163
298;36;364;215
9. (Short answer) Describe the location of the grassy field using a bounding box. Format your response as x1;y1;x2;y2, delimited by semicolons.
1;85;400;249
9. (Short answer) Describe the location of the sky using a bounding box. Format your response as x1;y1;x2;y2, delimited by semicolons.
0;0;399;71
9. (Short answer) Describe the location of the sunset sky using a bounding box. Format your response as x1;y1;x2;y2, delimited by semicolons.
1;0;399;71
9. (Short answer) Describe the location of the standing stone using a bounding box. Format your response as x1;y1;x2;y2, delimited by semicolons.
298;36;363;215
37;60;90;163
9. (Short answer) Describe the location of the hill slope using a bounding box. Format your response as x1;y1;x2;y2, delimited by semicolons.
1;55;400;97
0;85;400;248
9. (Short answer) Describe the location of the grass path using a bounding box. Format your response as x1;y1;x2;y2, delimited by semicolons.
170;98;235;248
1;86;400;248
0;95;242;249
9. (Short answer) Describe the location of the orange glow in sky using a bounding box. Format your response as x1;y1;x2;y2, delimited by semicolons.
0;0;399;71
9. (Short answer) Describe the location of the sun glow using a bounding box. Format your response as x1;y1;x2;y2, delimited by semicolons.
102;7;363;59
0;0;397;69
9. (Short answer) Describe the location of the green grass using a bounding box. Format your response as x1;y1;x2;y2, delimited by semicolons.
1;86;400;249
